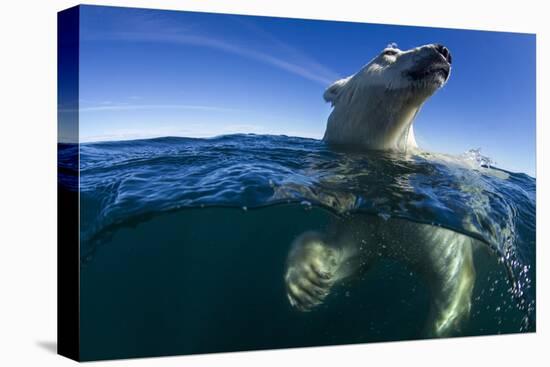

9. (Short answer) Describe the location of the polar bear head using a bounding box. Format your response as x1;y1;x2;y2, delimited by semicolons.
322;43;452;151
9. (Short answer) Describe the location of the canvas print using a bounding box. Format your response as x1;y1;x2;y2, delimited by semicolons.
58;4;536;361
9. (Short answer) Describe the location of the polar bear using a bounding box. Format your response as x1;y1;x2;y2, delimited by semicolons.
284;44;476;337
323;43;452;150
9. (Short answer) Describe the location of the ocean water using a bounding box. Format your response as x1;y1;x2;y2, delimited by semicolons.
59;134;535;360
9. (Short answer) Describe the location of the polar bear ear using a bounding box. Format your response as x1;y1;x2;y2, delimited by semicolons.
323;77;350;106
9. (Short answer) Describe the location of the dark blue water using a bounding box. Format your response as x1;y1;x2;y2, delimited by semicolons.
59;134;535;360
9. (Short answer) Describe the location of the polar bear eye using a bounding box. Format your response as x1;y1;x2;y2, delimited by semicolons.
383;49;399;56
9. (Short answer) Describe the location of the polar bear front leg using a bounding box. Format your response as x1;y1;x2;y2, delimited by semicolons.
423;236;476;338
284;231;357;311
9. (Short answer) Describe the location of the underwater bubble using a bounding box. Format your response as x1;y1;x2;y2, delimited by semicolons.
301;200;313;210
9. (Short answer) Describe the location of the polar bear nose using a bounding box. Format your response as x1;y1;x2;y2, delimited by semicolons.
434;44;452;64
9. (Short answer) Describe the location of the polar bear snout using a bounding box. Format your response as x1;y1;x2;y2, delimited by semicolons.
406;44;452;85
433;44;452;64
431;44;452;83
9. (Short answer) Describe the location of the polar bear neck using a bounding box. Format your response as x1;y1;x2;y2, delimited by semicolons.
323;83;426;152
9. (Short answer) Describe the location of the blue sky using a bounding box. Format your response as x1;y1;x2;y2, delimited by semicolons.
74;5;536;176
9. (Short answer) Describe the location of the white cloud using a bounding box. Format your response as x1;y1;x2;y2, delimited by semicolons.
60;104;238;113
82;13;339;86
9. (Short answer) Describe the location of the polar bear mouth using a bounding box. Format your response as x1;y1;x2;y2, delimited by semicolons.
406;63;451;85
432;65;450;82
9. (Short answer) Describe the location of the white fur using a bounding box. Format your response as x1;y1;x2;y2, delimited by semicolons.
323;44;450;150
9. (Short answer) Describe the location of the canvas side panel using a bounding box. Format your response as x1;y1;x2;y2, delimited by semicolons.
57;5;80;361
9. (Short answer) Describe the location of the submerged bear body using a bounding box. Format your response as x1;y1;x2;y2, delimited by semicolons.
285;216;475;337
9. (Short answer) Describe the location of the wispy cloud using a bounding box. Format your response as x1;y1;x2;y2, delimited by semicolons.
82;11;339;86
228;15;340;83
60;104;238;113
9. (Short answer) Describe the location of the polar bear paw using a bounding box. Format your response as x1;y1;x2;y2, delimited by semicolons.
284;232;343;311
